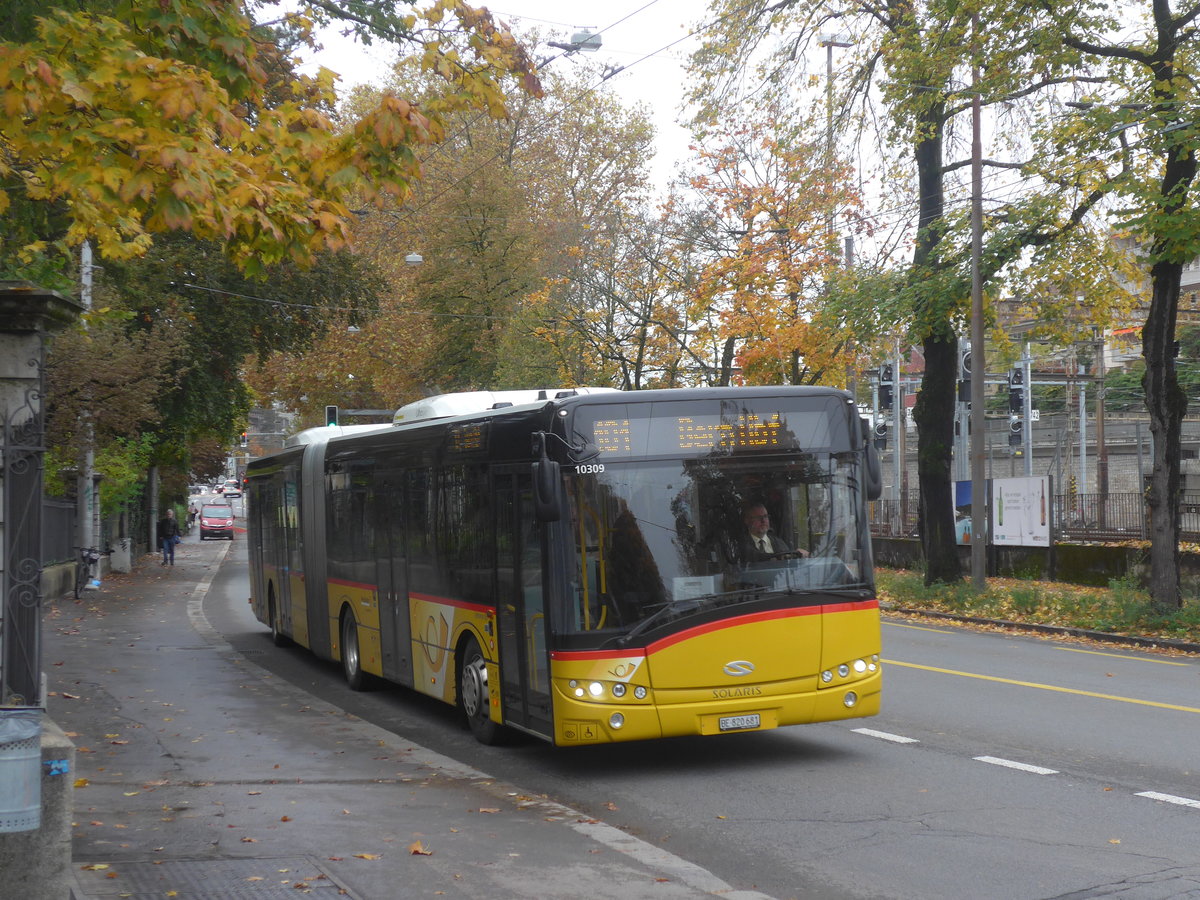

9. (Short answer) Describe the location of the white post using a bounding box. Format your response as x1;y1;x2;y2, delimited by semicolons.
75;242;97;586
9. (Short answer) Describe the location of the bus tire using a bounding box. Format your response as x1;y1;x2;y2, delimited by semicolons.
340;609;370;692
458;635;503;745
268;590;290;647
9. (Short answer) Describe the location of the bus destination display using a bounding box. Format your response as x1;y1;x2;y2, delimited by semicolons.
591;411;795;456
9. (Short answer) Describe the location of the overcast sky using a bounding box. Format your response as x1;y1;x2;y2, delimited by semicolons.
297;1;706;190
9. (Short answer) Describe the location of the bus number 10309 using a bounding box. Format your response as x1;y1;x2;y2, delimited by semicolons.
576;463;606;474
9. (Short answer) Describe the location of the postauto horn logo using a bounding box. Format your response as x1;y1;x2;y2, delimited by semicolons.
723;660;755;677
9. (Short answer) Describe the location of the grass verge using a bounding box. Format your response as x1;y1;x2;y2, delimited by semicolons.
876;567;1200;645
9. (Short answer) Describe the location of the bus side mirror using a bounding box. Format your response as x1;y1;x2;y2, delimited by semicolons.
861;419;883;501
532;434;562;522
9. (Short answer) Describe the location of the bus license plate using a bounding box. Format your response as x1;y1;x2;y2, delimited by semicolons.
719;713;761;732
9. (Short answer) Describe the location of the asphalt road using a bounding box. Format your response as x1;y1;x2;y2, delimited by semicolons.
208;540;1200;900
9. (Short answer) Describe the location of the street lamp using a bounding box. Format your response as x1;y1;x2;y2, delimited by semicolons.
547;29;602;53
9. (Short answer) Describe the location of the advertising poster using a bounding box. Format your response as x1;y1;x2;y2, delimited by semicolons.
991;476;1051;547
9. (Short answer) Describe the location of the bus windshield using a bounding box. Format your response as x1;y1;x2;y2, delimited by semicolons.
561;451;869;648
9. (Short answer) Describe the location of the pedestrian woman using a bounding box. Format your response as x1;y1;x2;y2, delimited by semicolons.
158;508;181;566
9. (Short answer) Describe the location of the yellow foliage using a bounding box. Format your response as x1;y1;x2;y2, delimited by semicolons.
0;0;541;270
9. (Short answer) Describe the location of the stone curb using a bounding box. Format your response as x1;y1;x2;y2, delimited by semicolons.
884;604;1200;654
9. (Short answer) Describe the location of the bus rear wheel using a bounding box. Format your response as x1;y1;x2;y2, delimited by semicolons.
459;636;502;745
340;611;370;691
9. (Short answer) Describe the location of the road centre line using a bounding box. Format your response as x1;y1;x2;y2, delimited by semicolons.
974;756;1060;775
1053;646;1191;666
885;659;1200;715
1136;791;1200;809
852;728;920;744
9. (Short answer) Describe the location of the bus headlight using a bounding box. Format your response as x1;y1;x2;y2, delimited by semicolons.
609;712;624;729
574;686;585;698
588;681;604;697
633;685;647;700
837;664;850;678
844;691;858;708
853;659;867;673
611;682;627;698
821;670;833;683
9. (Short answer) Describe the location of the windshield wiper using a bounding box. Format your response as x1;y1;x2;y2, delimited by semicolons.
617;586;764;646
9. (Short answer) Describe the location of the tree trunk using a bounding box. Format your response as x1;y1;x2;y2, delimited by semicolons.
908;97;962;586
718;336;737;386
1139;47;1198;610
914;333;962;584
1142;258;1186;609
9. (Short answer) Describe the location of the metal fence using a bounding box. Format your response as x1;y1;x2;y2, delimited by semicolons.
871;491;1200;543
40;498;75;565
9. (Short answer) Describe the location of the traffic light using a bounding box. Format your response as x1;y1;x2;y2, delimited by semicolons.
958;348;971;402
1009;414;1023;449
879;364;893;410
240;431;248;448
325;405;339;427
1009;368;1024;413
873;420;887;451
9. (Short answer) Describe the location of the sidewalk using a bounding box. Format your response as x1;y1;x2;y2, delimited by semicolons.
46;533;768;899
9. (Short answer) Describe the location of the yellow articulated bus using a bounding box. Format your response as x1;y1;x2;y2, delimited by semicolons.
246;386;883;745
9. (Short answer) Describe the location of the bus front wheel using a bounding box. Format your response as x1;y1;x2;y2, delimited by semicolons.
340;611;369;691
458;636;502;745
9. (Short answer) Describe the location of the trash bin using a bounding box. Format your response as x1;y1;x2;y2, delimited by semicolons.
0;708;41;832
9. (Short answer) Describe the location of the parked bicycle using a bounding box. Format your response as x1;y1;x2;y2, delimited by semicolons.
73;546;112;600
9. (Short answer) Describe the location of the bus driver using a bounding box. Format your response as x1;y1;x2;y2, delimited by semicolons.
741;502;807;563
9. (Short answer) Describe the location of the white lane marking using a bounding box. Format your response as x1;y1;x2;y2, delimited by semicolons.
974;756;1059;775
853;728;920;744
1136;791;1200;809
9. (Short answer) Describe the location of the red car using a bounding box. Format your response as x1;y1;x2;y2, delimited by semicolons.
199;504;235;541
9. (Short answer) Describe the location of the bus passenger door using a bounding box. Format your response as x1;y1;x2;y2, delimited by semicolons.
375;476;413;687
495;471;552;737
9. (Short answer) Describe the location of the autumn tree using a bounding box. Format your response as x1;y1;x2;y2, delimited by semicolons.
683;100;863;386
261;52;659;405
4;0;540;503
1029;1;1200;607
0;0;541;280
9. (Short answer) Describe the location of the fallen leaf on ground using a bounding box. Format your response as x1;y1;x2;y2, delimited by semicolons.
409;841;433;856
80;864;109;871
478;807;500;814
353;853;381;860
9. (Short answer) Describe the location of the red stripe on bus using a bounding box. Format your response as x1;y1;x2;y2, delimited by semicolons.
551;600;881;658
408;592;496;615
646;606;821;653
550;648;648;661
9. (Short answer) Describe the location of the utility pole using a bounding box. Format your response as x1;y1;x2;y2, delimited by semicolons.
75;241;98;584
1022;343;1033;475
1095;326;1108;525
1079;360;1088;498
821;35;854;402
968;14;987;589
